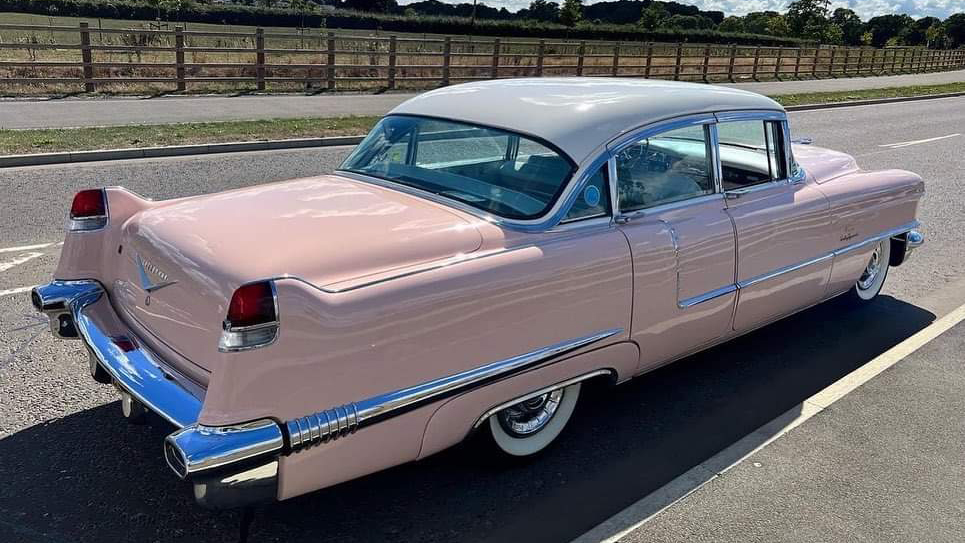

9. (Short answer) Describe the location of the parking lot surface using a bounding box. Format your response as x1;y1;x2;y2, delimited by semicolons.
0;98;964;542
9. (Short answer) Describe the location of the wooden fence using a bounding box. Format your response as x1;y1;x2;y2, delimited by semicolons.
2;22;964;93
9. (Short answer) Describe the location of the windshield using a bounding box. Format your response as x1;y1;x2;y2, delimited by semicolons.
338;115;575;220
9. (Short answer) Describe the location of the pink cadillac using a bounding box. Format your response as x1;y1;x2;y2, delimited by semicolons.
32;78;924;509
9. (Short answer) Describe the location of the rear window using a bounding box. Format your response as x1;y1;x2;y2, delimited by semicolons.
339;115;574;220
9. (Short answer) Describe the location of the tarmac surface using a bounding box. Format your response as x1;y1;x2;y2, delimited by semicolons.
1;69;964;129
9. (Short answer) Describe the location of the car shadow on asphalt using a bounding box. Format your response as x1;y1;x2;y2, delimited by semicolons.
0;295;935;543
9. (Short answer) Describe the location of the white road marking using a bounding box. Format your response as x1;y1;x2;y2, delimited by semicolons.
0;252;44;273
879;133;960;148
0;242;53;254
0;285;35;297
572;301;965;543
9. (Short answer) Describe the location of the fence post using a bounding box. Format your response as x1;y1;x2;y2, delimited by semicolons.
842;48;850;76
536;39;544;77
773;47;782;79
812;47;820;78
828;48;836;77
751;46;760;81
387;35;397;90
611;42;621;77
727;44;736;82
442;36;451;86
701;45;710;82
577;41;585;76
491;38;500;79
326;32;335;91
793;47;801;78
900;48;908;72
174;26;185;92
79;22;94;93
645;42;654;79
254;28;265;91
673;43;683;80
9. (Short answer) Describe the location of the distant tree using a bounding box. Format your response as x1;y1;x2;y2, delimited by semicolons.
830;8;864;45
945;13;965;48
717;15;744;33
342;0;398;13
637;2;669;30
559;0;583;27
926;23;948;49
743;11;780;35
525;0;560;22
861;31;873;45
766;14;790;37
786;0;832;39
703;10;725;25
865;14;915;47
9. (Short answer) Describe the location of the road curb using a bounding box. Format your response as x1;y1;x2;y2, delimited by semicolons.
2;91;964;168
0;135;365;168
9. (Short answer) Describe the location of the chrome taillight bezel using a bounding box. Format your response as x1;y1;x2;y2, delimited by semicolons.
68;188;109;232
218;281;279;352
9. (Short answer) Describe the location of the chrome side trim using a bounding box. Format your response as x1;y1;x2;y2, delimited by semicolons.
285;328;623;452
738;253;834;289
737;220;921;289
471;369;614;429
678;284;738;308
833;221;921;257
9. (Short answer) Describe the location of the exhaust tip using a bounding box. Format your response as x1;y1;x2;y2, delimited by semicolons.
164;439;188;479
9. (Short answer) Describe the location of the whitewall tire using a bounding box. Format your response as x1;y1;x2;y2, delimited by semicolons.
486;382;581;457
850;238;891;303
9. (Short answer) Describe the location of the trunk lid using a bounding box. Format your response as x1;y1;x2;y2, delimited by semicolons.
111;174;482;373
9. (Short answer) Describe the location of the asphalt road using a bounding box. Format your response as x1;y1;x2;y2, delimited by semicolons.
2;69;964;129
0;97;964;542
631;318;965;543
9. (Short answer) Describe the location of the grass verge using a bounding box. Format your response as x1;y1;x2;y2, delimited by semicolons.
772;81;965;107
0;116;380;155
2;82;964;156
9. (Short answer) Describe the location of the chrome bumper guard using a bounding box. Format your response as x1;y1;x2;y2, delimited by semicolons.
31;280;284;509
891;229;924;266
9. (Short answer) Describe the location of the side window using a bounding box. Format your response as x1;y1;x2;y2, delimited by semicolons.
562;166;610;222
717;120;787;189
616;124;713;212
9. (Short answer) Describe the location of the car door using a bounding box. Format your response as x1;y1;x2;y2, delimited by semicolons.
611;116;738;374
717;113;832;331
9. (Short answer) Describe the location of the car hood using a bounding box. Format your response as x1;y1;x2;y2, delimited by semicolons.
111;174;482;374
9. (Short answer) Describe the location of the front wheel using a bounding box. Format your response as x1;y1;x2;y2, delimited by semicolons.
485;382;581;457
847;238;891;303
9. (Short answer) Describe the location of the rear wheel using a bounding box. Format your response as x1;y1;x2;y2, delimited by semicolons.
848;238;891;303
484;382;581;457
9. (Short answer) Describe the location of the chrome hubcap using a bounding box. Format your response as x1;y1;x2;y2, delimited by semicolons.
496;388;564;437
858;241;883;291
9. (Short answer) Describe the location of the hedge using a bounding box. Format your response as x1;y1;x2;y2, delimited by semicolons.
0;0;804;46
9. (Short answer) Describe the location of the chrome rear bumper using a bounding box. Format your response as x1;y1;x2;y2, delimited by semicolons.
31;280;283;509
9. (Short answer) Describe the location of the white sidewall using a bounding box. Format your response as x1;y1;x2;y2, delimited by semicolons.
488;382;581;457
856;240;891;301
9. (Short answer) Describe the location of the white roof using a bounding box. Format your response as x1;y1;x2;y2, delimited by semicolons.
390;78;784;164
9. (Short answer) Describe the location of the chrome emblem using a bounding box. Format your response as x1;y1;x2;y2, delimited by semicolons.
136;253;177;293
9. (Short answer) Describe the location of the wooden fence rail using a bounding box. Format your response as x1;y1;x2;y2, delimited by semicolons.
1;22;964;92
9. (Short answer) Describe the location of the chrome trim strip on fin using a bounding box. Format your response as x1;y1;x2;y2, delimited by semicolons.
284;328;623;452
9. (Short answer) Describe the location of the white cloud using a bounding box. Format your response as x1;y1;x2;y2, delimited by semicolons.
398;0;962;20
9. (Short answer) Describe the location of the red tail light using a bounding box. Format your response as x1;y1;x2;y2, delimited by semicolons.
220;281;278;352
69;189;108;231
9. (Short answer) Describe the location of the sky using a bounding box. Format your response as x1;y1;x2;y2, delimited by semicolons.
397;0;962;21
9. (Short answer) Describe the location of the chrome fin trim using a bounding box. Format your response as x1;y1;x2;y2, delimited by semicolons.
285;328;623;452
